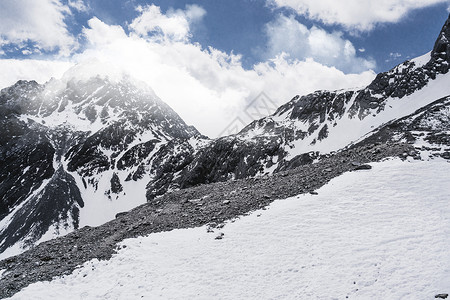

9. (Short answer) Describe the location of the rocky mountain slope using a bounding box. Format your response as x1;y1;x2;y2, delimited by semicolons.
0;71;201;258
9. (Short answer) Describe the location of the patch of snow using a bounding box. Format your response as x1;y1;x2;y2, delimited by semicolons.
74;169;149;228
187;136;210;151
21;166;30;174
0;241;27;261
34;221;75;248
410;51;432;68
9;159;450;299
0;269;6;279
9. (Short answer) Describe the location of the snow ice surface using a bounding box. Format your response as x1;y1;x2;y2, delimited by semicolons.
8;159;450;300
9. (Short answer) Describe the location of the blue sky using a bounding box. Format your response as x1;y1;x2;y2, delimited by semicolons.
2;0;449;71
0;0;449;136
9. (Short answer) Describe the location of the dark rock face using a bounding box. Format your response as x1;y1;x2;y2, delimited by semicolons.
0;165;84;253
276;90;354;126
178;136;284;188
117;139;159;170
110;173;123;194
432;14;450;61
145;135;287;200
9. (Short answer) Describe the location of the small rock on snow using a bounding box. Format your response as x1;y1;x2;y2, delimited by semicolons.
354;164;372;170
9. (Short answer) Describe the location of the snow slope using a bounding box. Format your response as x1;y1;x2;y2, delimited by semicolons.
7;158;450;300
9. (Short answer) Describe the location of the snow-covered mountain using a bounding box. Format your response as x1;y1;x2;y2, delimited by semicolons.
0;69;201;258
1;15;450;260
144;14;450;198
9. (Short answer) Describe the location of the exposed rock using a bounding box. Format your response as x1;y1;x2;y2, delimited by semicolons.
110;173;123;194
354;164;372;170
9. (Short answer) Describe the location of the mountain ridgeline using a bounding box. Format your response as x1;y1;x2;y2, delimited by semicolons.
1;15;450;258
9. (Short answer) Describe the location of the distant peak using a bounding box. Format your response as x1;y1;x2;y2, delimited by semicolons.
43;60;158;99
431;14;450;61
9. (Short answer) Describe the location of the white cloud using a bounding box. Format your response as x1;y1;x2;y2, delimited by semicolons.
84;17;128;47
68;0;89;12
129;4;206;42
0;5;376;138
263;15;375;73
0;59;73;89
0;0;77;56
269;0;448;31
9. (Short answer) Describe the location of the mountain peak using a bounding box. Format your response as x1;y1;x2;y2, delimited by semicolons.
431;14;450;61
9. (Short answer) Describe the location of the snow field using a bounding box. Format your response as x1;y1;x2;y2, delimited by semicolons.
8;158;450;300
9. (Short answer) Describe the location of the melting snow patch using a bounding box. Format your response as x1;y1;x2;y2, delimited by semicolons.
8;159;450;299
